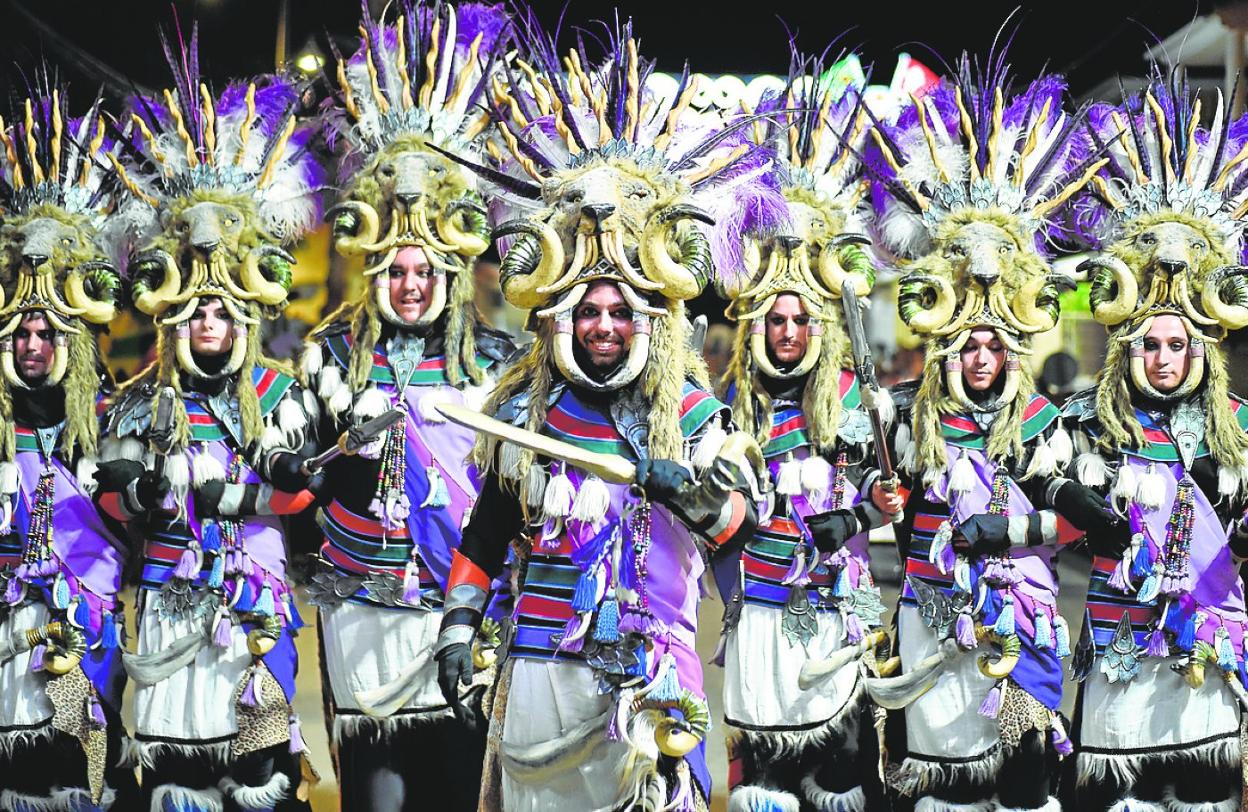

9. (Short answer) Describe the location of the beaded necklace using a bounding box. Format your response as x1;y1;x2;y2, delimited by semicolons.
16;427;61;582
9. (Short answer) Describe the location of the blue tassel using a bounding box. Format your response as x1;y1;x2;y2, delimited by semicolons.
1177;612;1202;652
201;520;222;553
994;594;1016;636
1136;561;1162;605
1130;534;1151;579
1054;616;1071;658
1239;660;1248;689
571;570;598;613
427;467;451;509
628;644;648;678
287;599;305;630
593;593;620;643
101;613;120;650
74;598;91;628
253;583;276;617
1217;628;1237;672
646;652;682;702
832;566;852;599
1033;611;1053;650
233;581;255;613
207;554;225;589
52;574;71;610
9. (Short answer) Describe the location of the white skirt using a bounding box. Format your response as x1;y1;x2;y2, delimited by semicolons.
500;659;634;812
133;598;251;747
1077;656;1241;784
723;603;860;740
0;602;54;737
320;602;449;739
898;605;1000;763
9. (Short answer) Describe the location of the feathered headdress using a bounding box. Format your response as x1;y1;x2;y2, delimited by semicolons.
314;1;509;390
872;51;1092;475
717;44;878;453
470;13;765;466
0;84;123;463
1074;71;1248;468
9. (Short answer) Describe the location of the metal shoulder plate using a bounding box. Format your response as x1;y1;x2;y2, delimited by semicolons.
1061;387;1099;424
104;378;158;439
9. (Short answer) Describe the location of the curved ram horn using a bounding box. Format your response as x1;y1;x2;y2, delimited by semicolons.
326;201;386;257
495;219;565;310
897;272;957;334
1080;255;1139;326
240;246;295;307
63;261;120;324
816;233;874;298
977;630;1021;679
1200;265;1248;330
436;198;491;257
1006;272;1075;334
638;204;715;301
131;249;181;316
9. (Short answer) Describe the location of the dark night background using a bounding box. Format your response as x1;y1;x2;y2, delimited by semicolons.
0;1;1222;106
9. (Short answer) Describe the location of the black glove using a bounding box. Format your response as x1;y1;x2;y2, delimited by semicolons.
1051;479;1118;533
134;471;171;511
806;509;860;554
194;480;225;517
92;459;144;493
435;643;479;732
267;452;313;493
635;459;693;507
1084;519;1133;560
956;514;1010;556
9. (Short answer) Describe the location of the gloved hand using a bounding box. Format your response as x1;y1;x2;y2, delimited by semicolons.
635;459;693;507
806;509;861;554
92;459;144;493
435;642;478;732
1084;520;1133;560
134;471;171;511
268;452;313;493
955;514;1010;556
194;480;225;517
1051;479;1118;533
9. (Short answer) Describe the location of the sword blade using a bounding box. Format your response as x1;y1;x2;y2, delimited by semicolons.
434;403;637;485
840;286;895;483
303;408;406;474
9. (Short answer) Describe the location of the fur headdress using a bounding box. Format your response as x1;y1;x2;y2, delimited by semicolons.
871;51;1093;474
1074;71;1248;467
716;44;878;453
315;2;511;389
463;13;767;472
0;84;124;463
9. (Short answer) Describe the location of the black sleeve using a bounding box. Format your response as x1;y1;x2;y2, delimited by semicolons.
458;469;526;580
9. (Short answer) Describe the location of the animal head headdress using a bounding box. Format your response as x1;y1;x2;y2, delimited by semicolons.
0;84;124;462
319;2;510;388
463;13;767;469
112;21;322;446
715;44;878;452
872;51;1095;471
1076;70;1248;467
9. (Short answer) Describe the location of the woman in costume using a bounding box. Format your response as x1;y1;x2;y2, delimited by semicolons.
300;4;515;809
711;50;902;812
93;33;324;811
431;16;764;810
0;86;139;810
1061;72;1248;812
866;56;1111;812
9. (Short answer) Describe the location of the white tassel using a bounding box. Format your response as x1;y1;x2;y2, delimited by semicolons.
316;365;343;402
1135;463;1166;510
167;453;191;491
354;387;391;420
1075;452;1108;488
776;454;803;496
543;467;576;518
191;451;226;487
499;442;525;480
0;462;19;495
259;422;286;452
418;391;448;423
1111;460;1138;502
328;384;353;417
524;465;548;510
219;773;290;810
1024;440;1057;480
302;387;319;420
1219;464;1242;498
76;457;99;496
875;387;896;428
277;397;306;436
1047;425;1073;468
571;475;611;523
300;346;323;379
800;455;833;497
691;418;727;471
948;450;976;495
895;422;916;472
